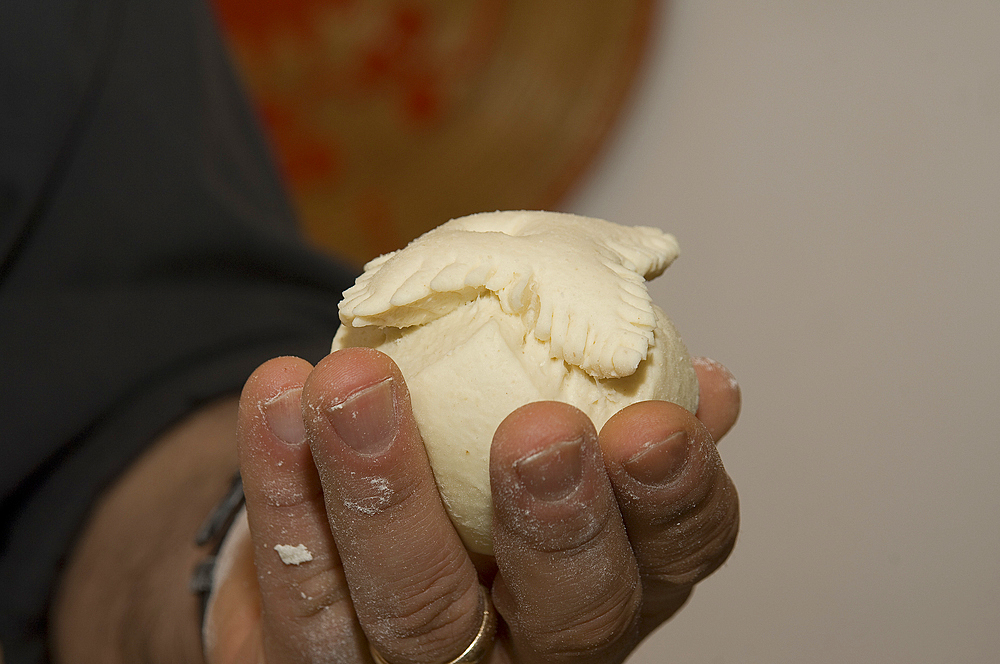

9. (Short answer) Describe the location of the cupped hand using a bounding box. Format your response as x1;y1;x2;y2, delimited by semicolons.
205;349;740;663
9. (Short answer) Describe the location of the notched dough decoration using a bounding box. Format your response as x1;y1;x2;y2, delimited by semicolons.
339;210;678;379
333;211;699;554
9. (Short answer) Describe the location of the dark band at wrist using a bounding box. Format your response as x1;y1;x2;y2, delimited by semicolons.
190;473;245;620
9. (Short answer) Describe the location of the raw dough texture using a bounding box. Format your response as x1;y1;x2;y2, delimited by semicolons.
273;543;314;565
332;210;698;553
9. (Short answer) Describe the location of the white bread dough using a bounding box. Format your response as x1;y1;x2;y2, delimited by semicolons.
332;211;698;553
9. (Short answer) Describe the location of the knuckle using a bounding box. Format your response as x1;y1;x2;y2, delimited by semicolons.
280;561;353;620
363;551;481;661
638;475;740;587
523;582;642;662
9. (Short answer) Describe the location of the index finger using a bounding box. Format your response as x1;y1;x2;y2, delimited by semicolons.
237;357;371;663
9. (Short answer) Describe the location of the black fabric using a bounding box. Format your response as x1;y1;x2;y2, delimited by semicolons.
0;1;356;661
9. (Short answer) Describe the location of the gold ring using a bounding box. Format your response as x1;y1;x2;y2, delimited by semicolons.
368;585;497;664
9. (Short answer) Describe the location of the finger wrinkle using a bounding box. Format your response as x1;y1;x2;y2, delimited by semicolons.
248;477;324;509
284;567;354;620
364;579;480;664
501;539;640;661
390;545;472;612
266;597;363;664
348;546;478;657
519;590;640;664
560;566;640;633
346;520;469;611
340;473;394;515
636;480;740;587
559;587;641;659
310;444;423;521
326;467;426;525
660;459;731;530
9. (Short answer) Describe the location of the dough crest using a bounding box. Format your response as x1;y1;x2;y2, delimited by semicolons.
338;210;680;379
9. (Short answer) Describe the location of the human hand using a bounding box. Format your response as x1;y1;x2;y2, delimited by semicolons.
205;348;740;663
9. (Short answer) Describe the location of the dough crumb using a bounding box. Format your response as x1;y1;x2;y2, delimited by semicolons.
274;543;314;565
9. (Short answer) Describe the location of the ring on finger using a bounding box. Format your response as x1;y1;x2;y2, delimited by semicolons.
368;585;497;664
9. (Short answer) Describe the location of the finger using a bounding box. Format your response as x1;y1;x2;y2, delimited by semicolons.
490;402;642;664
691;357;741;441
599;400;739;635
237;357;370;663
302;348;482;664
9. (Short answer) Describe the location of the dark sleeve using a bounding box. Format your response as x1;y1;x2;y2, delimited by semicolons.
0;1;357;661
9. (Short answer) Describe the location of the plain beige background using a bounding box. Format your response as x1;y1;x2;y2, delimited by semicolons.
562;2;1000;662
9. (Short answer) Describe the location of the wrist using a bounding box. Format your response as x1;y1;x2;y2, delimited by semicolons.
51;397;240;664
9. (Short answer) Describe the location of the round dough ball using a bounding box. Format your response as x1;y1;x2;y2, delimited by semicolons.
331;295;697;554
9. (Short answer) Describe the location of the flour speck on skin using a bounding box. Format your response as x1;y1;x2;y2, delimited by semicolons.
692;356;740;392
343;476;394;515
274;543;314;565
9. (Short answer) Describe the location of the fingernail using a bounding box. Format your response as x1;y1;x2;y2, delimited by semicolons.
263;388;306;446
514;438;584;501
325;378;397;455
623;431;690;485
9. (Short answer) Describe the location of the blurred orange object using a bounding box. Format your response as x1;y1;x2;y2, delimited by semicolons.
212;0;654;266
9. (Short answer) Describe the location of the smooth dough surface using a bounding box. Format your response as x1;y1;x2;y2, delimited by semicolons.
331;211;698;553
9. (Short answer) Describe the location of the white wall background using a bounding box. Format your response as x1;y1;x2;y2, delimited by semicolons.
563;2;1000;662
